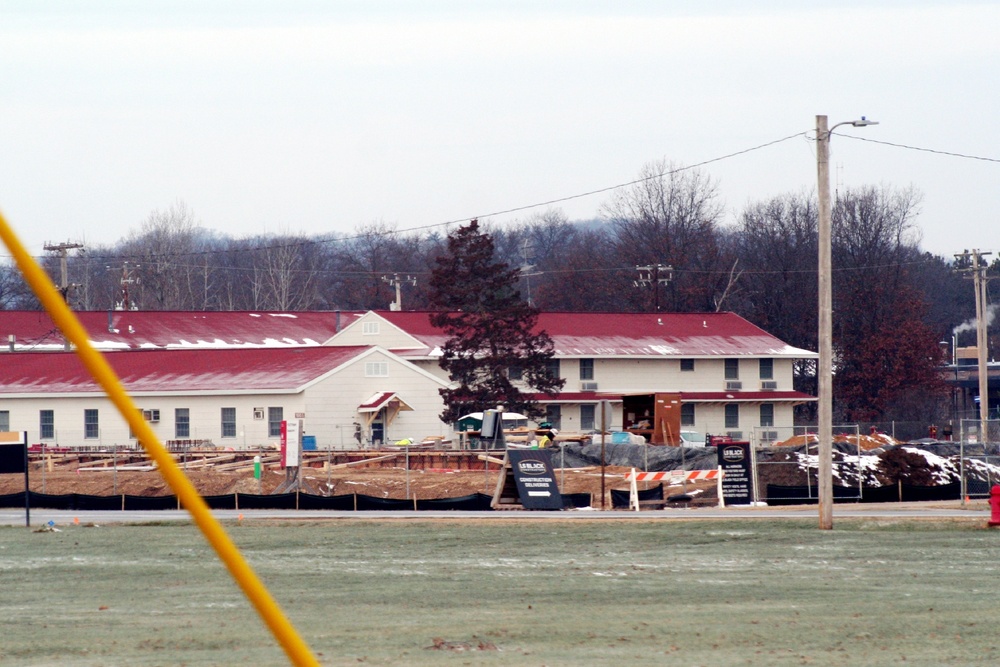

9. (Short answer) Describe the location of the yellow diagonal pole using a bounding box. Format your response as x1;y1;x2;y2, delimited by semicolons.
0;211;320;667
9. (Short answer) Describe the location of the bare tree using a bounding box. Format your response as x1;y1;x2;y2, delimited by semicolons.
602;160;726;311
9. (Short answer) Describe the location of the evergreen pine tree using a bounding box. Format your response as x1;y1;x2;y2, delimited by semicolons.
429;219;564;423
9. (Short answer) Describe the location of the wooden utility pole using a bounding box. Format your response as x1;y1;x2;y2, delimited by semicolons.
381;273;417;311
634;264;673;312
44;241;84;350
43;241;84;302
955;250;992;426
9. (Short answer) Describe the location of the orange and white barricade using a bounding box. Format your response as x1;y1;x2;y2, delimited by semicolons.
624;467;725;511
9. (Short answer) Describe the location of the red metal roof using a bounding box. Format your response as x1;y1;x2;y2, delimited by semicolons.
1;310;359;351
2;309;814;358
376;310;814;358
0;346;370;394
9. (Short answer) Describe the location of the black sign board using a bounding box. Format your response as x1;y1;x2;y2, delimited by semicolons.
0;433;30;526
492;449;563;510
717;441;753;505
0;443;27;474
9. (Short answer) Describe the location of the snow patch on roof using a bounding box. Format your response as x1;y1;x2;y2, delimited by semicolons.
268;313;298;318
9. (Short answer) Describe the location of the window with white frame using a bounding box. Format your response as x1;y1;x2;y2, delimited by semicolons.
40;410;54;440
725;358;739;380
175;408;190;438
0;410;8;432
84;409;99;439
759;358;774;380
268;407;284;437
724;403;739;429
681;403;695;427
680;358;695;372
760;403;775;428
221;407;236;438
580;404;595;431
365;361;388;377
362;321;379;335
579;358;594;381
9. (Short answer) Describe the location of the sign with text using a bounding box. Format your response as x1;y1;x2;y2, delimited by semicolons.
717;441;753;505
280;420;301;468
507;449;562;510
0;432;27;474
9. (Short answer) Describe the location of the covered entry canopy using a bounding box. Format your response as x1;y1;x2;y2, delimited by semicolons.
357;391;414;429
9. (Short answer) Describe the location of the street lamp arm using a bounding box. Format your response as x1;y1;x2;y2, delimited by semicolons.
821;117;879;140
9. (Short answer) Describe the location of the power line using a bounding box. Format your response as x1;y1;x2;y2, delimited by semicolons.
2;132;807;263
839;134;1000;163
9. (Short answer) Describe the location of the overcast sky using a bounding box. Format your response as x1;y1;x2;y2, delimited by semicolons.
1;1;997;259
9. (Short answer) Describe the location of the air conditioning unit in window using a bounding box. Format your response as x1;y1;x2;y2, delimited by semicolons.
725;381;742;391
759;430;779;443
760;381;778;390
580;381;599;392
726;431;743;440
253;408;264;420
142;409;160;423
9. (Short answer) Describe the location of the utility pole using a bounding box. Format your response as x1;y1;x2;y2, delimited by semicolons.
955;249;992;425
520;238;541;307
381;273;416;311
43;241;84;303
634;264;673;312
106;262;140;311
44;241;84;350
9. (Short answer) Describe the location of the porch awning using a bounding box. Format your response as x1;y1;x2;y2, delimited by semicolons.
358;391;413;413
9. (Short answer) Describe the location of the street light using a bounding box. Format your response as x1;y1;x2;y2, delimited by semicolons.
816;114;878;530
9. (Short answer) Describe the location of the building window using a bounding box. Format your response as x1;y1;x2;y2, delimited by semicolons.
759;358;774;380
221;407;237;438
681;403;695;427
84;409;99;439
760;403;775;428
507;365;523;381
365;361;388;377
40;410;54;440
680;358;695;372
545;359;560;381
724;404;739;429
362;321;379;335
725;358;739;380
580;404;595;431
579;358;594;381
0;410;9;432
268;407;284;438
175;408;190;438
545;404;562;430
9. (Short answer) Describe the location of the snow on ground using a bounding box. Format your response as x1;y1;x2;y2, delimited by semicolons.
793;445;1000;485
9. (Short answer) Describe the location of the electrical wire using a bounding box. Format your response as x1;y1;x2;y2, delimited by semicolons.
2;132;807;263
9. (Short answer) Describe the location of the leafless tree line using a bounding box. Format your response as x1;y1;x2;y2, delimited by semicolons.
1;163;991;421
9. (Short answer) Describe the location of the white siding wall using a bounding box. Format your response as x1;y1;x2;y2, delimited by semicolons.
2;393;304;449
327;313;424;350
303;350;450;448
566;357;796;394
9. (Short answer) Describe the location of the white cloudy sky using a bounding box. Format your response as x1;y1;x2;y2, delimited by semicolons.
1;0;997;258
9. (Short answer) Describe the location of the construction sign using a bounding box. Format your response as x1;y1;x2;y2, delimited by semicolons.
492;449;562;510
0;431;27;474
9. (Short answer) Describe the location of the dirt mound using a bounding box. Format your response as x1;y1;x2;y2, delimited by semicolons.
776;432;898;451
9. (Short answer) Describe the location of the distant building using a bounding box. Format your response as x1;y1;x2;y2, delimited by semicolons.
0;310;816;447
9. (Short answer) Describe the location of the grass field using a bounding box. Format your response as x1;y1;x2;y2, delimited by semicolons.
1;518;998;666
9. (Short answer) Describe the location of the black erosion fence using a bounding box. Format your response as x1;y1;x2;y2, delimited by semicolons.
0;490;595;512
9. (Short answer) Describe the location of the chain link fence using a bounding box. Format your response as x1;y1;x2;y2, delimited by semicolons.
959;419;1000;500
751;425;862;505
